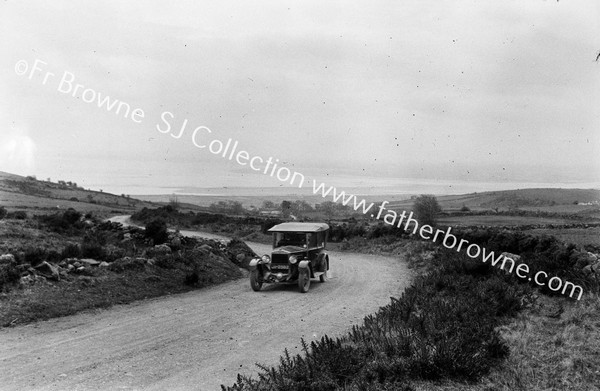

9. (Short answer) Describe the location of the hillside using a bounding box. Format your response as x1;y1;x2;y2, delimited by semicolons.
0;171;156;216
388;188;600;214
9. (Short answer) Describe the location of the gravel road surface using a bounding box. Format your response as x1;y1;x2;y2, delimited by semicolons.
0;217;411;390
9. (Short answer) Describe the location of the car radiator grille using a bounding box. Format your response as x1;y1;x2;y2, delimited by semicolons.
272;254;289;264
271;254;289;272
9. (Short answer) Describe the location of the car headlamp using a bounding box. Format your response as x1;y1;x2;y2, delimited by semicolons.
289;255;298;265
261;254;271;263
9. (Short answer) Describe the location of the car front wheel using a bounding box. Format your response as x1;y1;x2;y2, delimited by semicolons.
250;270;262;292
298;269;310;293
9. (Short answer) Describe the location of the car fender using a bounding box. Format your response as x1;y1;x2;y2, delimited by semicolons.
249;258;261;270
317;252;329;271
298;260;310;269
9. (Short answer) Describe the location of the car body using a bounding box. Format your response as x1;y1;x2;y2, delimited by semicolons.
249;222;330;293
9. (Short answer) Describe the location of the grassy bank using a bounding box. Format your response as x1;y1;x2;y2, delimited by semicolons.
0;210;257;326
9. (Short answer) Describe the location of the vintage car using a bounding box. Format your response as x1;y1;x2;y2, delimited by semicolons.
249;222;330;293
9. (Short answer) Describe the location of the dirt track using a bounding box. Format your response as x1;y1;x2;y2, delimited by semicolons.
0;218;412;390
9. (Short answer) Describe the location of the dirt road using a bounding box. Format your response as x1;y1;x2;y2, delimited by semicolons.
0;218;412;390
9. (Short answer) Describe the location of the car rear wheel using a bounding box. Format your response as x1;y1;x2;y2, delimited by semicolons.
250;270;262;292
298;269;310;293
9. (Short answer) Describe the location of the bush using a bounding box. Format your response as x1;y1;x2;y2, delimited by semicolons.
62;209;82;225
413;195;442;227
24;246;47;266
145;219;169;245
61;243;81;259
0;262;20;291
7;211;27;220
81;242;106;260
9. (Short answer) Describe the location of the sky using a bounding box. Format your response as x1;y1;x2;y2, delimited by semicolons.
1;0;599;195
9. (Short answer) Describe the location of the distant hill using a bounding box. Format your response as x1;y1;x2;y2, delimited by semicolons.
0;171;156;215
388;188;600;217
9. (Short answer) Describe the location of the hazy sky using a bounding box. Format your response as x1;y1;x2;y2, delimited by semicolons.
1;1;599;194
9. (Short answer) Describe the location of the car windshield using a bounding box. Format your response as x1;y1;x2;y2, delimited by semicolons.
274;232;306;247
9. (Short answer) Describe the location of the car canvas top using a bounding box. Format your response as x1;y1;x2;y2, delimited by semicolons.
267;222;329;233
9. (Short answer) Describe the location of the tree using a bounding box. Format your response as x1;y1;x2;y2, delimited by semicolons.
320;201;337;220
169;194;180;210
281;200;292;218
413;195;442;227
261;200;276;209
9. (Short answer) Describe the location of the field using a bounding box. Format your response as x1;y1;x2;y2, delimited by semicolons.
0;171;156;217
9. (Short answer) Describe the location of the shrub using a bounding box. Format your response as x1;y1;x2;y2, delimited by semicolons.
62;208;82;225
145;219;169;245
24;246;47;266
0;262;20;291
81;242;106;260
413;195;442;227
7;211;27;220
61;243;81;259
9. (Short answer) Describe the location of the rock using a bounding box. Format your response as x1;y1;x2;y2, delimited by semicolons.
170;237;182;248
199;244;212;253
501;252;522;262
591;262;600;274
583;265;593;275
123;233;132;240
73;262;82;268
16;264;30;274
153;244;172;255
0;254;16;264
79;258;100;266
34;261;60;281
67;264;75;271
19;274;47;286
99;261;110;267
76;266;85;273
